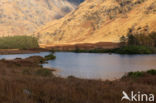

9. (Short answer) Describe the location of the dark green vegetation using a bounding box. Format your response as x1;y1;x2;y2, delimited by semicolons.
74;32;156;54
118;31;156;54
114;45;155;54
45;53;56;60
0;36;39;49
73;48;114;53
123;69;156;78
74;45;156;54
0;56;156;103
122;31;156;47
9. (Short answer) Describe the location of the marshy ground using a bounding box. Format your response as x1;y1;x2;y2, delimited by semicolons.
0;56;156;103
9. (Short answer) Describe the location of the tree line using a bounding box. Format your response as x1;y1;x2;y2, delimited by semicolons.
120;30;156;47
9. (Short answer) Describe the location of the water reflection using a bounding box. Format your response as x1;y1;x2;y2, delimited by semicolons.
0;52;50;60
43;52;156;80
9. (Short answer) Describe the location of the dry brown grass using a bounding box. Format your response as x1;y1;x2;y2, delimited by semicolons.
0;57;156;103
42;42;119;51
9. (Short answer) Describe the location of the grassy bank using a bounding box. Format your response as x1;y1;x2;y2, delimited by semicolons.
0;36;39;49
73;45;156;54
0;56;156;103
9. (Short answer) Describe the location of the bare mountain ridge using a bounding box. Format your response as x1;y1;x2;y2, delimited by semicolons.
36;0;156;45
0;0;83;36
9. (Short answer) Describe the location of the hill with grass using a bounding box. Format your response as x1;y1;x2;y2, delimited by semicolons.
0;0;83;36
36;0;156;45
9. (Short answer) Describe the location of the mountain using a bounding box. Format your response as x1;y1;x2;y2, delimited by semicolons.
0;0;83;36
36;0;156;45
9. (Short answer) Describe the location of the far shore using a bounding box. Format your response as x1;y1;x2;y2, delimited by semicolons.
40;42;120;51
0;41;155;55
0;48;49;55
0;42;120;55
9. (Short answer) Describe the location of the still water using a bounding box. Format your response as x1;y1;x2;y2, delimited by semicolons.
0;52;156;80
43;52;156;80
0;52;50;60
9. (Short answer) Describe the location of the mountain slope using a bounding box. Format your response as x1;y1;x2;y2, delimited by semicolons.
0;0;83;36
36;0;156;45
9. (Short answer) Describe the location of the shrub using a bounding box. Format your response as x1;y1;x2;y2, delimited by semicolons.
147;69;156;75
127;71;144;78
45;53;56;60
123;69;156;79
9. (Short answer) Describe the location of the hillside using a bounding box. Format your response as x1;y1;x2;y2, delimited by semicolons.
36;0;156;45
0;0;83;36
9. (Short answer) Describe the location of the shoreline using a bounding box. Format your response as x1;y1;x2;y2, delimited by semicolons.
0;48;50;55
0;41;155;55
0;42;119;54
40;42;120;51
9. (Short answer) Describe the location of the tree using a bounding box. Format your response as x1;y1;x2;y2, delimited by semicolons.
149;32;156;47
120;35;127;46
127;34;137;45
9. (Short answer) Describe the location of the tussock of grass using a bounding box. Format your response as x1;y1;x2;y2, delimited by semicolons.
0;36;39;49
45;53;56;60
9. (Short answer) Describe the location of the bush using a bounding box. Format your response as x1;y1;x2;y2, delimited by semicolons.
45;53;56;60
0;36;39;49
147;69;156;75
127;71;144;78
